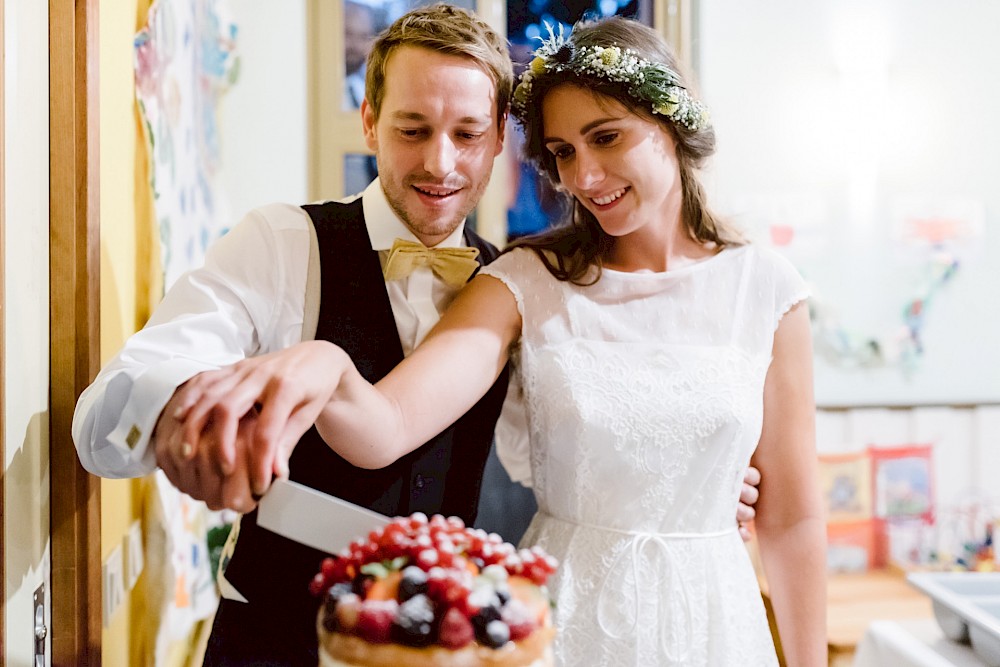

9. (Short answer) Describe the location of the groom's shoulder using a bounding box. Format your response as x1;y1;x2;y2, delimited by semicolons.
465;227;502;264
300;195;366;230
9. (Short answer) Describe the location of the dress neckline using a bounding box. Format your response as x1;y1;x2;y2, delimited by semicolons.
600;244;748;280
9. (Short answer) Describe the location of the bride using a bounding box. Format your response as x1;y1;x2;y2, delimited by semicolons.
181;16;826;666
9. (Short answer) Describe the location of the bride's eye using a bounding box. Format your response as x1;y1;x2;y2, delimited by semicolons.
594;132;618;146
549;145;574;160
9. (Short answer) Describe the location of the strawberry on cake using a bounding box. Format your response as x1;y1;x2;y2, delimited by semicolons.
310;512;557;667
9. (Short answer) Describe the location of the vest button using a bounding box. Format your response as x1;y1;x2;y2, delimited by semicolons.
415;474;425;489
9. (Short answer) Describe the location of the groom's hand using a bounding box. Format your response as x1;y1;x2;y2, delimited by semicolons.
154;380;261;512
737;465;761;542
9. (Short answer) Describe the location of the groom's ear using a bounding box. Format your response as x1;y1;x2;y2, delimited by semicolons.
361;98;378;152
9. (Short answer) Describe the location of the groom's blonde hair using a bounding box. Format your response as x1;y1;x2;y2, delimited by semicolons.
365;3;513;129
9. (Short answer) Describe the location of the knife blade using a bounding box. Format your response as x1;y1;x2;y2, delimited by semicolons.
256;478;391;554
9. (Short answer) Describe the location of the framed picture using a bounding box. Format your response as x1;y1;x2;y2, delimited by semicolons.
870;444;934;521
869;444;934;567
820;451;873;523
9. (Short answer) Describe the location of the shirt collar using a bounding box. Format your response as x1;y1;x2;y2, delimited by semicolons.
361;178;468;250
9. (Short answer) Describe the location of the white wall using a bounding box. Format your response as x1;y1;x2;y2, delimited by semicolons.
697;0;1000;407
219;0;309;222
3;0;51;664
695;0;1000;571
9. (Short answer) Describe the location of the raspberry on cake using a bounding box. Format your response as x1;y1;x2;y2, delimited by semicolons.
311;512;558;667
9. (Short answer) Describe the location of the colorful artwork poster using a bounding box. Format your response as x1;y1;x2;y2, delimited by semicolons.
135;0;239;290
820;451;873;523
144;472;221;665
871;444;934;520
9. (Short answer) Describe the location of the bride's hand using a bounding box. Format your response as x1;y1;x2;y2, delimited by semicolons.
171;340;352;497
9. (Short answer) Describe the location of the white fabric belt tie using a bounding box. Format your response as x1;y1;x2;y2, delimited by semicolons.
539;512;737;665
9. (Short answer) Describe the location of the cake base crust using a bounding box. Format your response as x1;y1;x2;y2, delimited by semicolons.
318;625;555;667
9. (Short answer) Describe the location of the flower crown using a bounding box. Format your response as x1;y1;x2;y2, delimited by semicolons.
511;24;711;132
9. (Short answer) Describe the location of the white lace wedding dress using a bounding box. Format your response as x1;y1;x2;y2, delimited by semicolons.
480;244;808;666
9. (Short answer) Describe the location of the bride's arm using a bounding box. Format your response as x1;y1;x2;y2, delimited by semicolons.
169;274;520;489
750;302;827;666
317;274;522;469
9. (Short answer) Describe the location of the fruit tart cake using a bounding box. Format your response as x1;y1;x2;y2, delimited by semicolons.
310;512;557;667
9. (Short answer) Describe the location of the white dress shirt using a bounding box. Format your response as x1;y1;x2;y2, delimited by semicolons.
72;179;529;480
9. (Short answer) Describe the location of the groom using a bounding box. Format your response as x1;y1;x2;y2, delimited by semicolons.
73;4;760;665
73;7;528;664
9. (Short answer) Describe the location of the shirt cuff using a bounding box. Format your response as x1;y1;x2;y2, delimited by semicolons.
104;358;219;472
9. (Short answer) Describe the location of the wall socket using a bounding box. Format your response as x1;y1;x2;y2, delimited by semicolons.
102;545;125;628
125;519;144;590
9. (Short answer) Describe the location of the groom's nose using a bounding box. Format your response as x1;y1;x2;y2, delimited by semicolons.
424;133;458;179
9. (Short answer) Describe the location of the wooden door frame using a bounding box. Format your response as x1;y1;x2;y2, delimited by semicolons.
49;0;101;664
654;0;694;67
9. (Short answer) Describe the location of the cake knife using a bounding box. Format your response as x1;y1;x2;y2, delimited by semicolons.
256;478;391;555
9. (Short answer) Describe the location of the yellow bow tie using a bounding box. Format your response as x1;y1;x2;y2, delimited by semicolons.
382;238;481;288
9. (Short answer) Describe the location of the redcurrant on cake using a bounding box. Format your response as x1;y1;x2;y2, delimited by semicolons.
310;512;557;667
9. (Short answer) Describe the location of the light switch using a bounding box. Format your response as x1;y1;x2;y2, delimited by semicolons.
102;545;125;627
125;519;144;590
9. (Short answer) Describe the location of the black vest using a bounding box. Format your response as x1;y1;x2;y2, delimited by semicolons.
223;198;509;612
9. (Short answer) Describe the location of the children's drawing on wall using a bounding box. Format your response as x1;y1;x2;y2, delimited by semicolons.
725;191;970;371
821;452;872;521
135;0;240;290
140;475;221;665
133;1;240;662
809;216;964;375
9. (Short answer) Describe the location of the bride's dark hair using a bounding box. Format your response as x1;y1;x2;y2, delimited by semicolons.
509;16;743;285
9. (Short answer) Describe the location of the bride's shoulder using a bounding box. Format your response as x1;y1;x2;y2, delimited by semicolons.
484;246;553;277
741;244;804;283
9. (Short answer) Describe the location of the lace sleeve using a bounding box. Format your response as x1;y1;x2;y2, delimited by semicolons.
765;248;810;331
478;249;535;319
